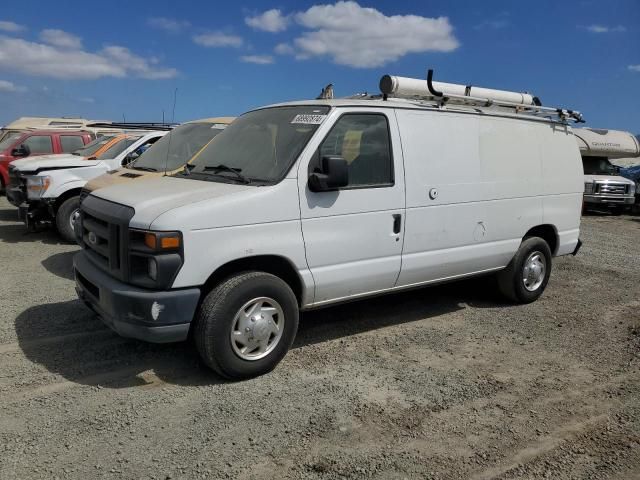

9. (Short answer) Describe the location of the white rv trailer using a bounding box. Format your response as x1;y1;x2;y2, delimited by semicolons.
574;128;639;213
74;70;584;379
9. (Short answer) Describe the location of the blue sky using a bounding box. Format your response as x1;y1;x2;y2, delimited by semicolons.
0;0;638;132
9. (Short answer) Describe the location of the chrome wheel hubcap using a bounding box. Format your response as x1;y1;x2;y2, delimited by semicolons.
523;251;546;291
70;209;80;230
230;297;284;361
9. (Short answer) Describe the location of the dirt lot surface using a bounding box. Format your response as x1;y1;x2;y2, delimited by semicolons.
0;196;639;479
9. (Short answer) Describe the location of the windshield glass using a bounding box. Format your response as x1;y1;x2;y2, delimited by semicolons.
0;132;23;152
582;156;619;175
183;106;330;183
96;136;140;160
132;122;228;171
73;135;116;157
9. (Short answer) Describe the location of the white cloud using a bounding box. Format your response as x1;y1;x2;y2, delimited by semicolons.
0;21;25;33
0;35;177;80
148;17;191;33
283;1;458;68
0;79;27;92
40;29;82;49
193;32;243;48
101;46;178;79
628;65;640;72
245;9;289;33
240;54;274;65
584;24;626;33
274;43;294;55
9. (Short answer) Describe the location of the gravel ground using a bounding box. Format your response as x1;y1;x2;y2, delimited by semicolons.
0;195;639;480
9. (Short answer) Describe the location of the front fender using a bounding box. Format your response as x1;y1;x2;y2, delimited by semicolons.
41;165;109;199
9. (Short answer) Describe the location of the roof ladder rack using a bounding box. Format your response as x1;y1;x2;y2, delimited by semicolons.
379;69;585;124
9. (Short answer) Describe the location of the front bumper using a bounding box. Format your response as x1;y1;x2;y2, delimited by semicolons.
74;251;200;343
583;194;634;206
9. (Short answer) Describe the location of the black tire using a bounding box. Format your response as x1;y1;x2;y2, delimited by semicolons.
194;271;299;379
497;237;552;304
55;196;81;244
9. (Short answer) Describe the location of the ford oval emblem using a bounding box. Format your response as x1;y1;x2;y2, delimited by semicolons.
88;232;97;245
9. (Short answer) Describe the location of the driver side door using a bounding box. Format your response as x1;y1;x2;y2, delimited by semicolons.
298;109;405;306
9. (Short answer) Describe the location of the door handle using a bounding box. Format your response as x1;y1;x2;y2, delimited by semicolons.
392;214;402;234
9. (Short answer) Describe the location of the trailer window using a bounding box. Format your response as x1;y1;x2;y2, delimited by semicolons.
319;114;393;187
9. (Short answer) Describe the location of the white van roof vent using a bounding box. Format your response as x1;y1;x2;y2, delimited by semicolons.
379;70;584;124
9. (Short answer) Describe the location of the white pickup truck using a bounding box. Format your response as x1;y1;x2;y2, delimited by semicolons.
7;131;167;242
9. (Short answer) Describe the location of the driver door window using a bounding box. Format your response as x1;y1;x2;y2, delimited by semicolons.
319;114;393;188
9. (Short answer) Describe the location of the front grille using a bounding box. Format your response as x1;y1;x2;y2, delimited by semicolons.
79;195;134;281
596;183;628;195
8;166;24;189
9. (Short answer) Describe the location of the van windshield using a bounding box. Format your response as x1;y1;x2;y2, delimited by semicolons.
582;156;619;175
131;122;228;172
181;106;330;184
72;135;116;157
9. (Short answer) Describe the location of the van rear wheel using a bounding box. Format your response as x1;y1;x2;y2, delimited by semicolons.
194;271;299;379
55;196;81;244
497;237;552;304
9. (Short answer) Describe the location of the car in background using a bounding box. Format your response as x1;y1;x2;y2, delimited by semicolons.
0;130;94;194
574;128;639;214
621;164;640;206
83;117;234;194
7;131;168;242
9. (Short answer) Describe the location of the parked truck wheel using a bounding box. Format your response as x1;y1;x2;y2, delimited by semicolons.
497;237;552;304
194;271;299;379
55;196;81;244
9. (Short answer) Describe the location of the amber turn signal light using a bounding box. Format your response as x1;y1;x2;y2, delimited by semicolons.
144;232;180;250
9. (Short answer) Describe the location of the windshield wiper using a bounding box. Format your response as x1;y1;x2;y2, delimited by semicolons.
130;165;158;172
202;164;250;184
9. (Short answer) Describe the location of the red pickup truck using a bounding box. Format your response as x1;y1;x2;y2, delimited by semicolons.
0;130;93;193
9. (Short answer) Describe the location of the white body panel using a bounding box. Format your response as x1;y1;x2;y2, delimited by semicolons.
90;101;582;309
14;132;166;200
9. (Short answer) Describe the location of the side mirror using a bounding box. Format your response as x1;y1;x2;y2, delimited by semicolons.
11;144;30;158
123;152;139;165
309;156;349;192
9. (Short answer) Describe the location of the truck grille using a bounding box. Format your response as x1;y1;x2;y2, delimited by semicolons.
8;165;24;189
595;183;628;195
79;195;134;281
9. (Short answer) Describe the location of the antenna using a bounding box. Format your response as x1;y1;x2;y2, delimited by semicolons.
164;88;178;176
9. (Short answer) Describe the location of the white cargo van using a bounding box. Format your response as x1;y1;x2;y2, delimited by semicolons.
74;71;584;379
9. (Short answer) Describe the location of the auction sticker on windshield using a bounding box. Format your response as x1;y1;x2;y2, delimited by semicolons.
291;114;327;125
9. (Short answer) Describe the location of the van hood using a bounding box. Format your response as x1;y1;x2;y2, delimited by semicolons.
92;176;254;228
11;154;99;173
584;174;635;184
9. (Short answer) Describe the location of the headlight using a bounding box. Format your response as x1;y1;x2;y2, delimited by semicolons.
629;183;636;196
584;182;595;194
128;229;184;289
26;175;51;197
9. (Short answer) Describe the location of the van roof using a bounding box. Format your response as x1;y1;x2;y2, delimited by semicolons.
256;98;570;126
186;117;235;124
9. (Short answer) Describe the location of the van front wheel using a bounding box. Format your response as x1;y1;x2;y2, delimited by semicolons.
497;237;552;304
194;271;299;379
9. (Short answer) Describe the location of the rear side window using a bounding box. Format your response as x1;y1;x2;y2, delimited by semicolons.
319;114;393;187
60;135;86;153
23;135;54;154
